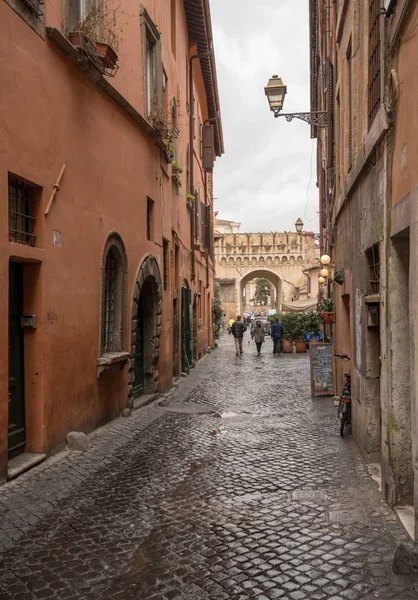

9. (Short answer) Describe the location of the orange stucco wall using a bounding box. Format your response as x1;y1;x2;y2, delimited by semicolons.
392;3;418;206
0;0;217;482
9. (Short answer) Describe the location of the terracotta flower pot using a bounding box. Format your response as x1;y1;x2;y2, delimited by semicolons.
95;42;118;69
68;31;96;56
282;340;293;353
321;312;336;324
295;341;306;353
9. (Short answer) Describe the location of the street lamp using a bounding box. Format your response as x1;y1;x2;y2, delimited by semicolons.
264;75;287;116
320;254;331;265
295;217;304;233
265;75;328;127
318;276;326;284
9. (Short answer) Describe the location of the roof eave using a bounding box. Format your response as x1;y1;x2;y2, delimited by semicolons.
184;0;224;156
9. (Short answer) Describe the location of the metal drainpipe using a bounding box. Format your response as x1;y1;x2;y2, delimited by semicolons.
189;49;213;282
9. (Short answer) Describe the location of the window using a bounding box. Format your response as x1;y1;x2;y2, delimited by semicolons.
65;0;101;33
101;235;127;354
194;190;199;240
141;6;162;118
366;244;380;294
147;198;154;241
368;1;381;129
4;0;44;37
163;239;169;291
8;175;37;247
201;203;211;249
103;247;117;352
346;40;353;170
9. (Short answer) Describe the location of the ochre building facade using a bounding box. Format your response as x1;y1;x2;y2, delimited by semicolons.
1;0;223;483
214;221;318;318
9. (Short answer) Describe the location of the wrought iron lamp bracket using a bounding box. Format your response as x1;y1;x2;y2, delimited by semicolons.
273;110;328;127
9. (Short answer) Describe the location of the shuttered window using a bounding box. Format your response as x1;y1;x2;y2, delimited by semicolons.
200;204;211;250
368;0;381;129
194;190;199;240
347;41;353;171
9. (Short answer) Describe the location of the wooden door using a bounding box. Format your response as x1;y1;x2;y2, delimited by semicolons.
8;262;25;457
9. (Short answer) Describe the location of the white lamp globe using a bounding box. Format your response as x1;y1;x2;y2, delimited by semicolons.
320;254;331;265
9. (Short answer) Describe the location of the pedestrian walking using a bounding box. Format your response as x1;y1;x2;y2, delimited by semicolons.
251;320;265;355
270;317;284;355
231;315;247;356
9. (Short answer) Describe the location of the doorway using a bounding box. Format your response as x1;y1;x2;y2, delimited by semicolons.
181;286;191;372
172;297;179;378
8;262;25;459
133;279;157;397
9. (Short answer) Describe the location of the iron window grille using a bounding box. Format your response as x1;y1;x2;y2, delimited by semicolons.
368;0;381;129
366;244;380;294
8;176;36;246
103;247;117;352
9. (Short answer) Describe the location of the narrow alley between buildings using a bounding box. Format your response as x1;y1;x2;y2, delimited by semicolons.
0;333;416;600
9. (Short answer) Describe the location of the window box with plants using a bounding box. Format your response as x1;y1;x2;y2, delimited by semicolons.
68;3;120;77
318;298;335;324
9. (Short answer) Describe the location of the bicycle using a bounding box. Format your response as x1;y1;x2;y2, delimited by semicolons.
333;354;351;437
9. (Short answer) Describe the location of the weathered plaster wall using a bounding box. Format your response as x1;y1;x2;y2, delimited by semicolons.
0;0;218;481
334;154;385;463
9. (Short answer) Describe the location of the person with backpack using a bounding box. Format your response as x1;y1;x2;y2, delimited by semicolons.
231;315;247;356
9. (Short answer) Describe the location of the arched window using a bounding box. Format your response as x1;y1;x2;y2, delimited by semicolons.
101;234;127;355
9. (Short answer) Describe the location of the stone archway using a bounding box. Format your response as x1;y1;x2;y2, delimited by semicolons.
238;269;283;316
129;255;162;405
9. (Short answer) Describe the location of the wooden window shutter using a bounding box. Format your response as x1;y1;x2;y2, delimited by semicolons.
194;190;199;239
202;125;215;173
200;201;205;242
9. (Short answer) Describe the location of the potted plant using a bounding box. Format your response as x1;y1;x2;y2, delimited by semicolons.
280;313;296;353
293;314;307;353
318;298;335;324
69;1;121;76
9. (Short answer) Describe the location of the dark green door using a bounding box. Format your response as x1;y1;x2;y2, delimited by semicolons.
181;287;191;372
8;262;25;457
133;295;144;397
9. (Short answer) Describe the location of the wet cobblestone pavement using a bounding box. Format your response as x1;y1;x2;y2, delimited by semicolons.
1;333;417;599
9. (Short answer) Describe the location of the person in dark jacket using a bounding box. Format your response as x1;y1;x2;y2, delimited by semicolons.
231;315;247;356
270;317;284;355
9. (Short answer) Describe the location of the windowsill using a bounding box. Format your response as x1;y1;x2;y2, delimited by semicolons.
97;351;130;377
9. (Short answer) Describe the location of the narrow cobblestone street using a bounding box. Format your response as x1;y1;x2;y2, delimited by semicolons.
0;333;416;600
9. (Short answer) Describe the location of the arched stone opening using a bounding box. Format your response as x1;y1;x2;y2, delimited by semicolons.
129;255;162;404
238;269;283;315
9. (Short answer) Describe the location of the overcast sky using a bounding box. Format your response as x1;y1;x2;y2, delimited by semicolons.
210;0;319;234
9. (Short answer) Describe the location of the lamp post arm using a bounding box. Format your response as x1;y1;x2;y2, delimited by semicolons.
273;111;328;127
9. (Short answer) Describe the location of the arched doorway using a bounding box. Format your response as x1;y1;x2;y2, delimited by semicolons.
129;256;162;403
238;269;283;315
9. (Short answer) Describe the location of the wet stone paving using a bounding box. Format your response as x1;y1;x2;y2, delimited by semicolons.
1;332;417;599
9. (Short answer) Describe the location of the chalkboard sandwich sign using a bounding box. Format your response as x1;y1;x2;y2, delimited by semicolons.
310;342;335;397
